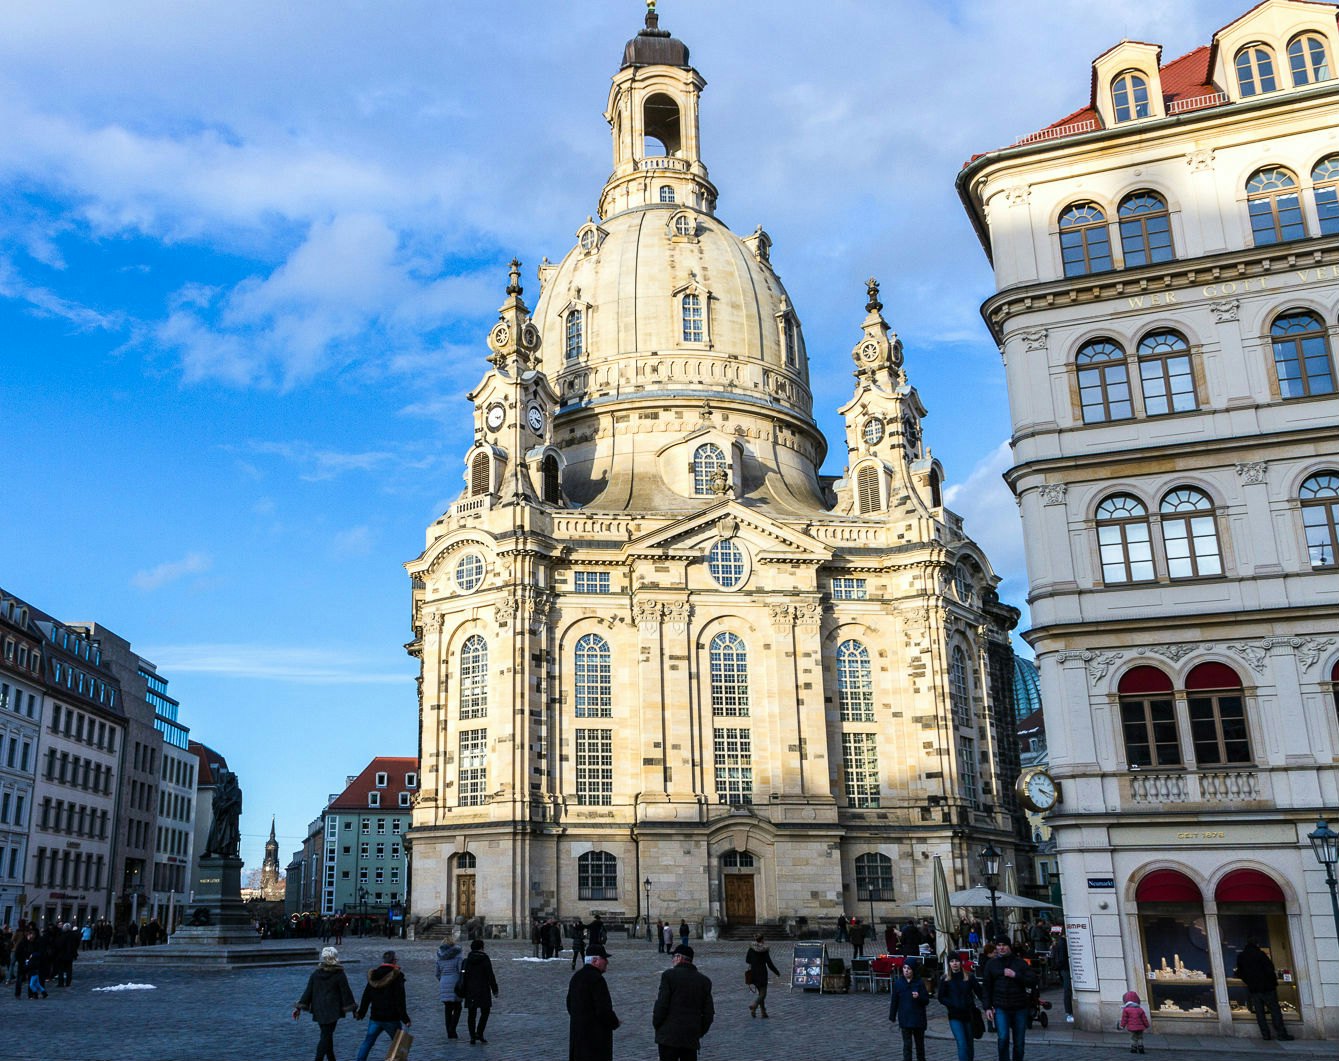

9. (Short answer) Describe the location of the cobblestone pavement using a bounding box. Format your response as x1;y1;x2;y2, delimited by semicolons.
0;937;1329;1061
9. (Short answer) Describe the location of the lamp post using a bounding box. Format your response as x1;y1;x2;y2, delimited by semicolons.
358;886;369;937
979;843;1002;940
644;877;653;942
1307;820;1339;940
868;887;879;933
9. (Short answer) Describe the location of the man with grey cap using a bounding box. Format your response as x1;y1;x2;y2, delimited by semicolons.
567;942;620;1061
653;944;714;1061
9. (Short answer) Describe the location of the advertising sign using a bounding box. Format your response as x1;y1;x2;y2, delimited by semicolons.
791;941;825;990
1065;915;1098;991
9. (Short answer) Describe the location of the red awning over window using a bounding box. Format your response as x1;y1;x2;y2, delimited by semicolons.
1136;868;1201;903
1119;666;1174;695
1185;661;1242;690
1215;869;1285;903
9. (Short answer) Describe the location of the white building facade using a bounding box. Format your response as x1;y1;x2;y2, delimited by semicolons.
0;593;43;928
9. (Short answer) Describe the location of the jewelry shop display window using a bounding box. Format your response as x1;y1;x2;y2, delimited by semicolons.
1136;869;1217;1018
1216;870;1299;1024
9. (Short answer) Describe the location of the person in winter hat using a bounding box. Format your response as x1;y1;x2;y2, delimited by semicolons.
434;936;465;1040
293;946;356;1061
1117;990;1150;1054
353;950;411;1061
889;961;932;1061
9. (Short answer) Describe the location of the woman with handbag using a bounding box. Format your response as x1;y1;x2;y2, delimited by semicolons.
744;934;781;1018
938;955;985;1061
434;936;465;1041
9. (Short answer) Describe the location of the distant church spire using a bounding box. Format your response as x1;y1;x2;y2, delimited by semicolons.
259;814;284;901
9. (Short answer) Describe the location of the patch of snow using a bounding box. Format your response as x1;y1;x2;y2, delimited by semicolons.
93;983;158;992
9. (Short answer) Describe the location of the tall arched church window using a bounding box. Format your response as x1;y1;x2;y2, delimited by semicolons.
1160;488;1222;578
1137;331;1197;415
1236;43;1279;96
1076;339;1132;423
1247;168;1306;244
1300;472;1339;567
949;646;971;727
574;633;612;718
459;634;488;720
577;851;617;900
709;632;749;717
1311;156;1339;235
856;466;881;514
682;292;704;342
1096;494;1155;584
470;452;490;496
1270;310;1335;398
1186;662;1251;766
929;469;942;508
1118;667;1179;768
854;852;893;901
659;185;676;203
1118;191;1173;267
1111;71;1151;122
542;454;561;504
1288;33;1331;86
565;308;584;362
836;640;874;722
692;443;726;496
1059;202;1113;276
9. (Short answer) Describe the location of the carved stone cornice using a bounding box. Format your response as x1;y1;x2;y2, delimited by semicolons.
1038;483;1067;506
1227;636;1337;674
1055;649;1124;684
1234;461;1267;485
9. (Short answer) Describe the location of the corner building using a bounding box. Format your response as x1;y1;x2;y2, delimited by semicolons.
407;10;1022;938
959;0;1339;1039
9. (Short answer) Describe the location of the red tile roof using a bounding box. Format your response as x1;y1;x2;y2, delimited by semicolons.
189;741;229;786
328;755;420;811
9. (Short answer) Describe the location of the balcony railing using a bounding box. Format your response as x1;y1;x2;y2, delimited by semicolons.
1168;91;1228;115
1127;768;1263;806
1014;119;1098;146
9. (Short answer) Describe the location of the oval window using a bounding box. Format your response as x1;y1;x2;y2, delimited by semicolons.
455;553;486;593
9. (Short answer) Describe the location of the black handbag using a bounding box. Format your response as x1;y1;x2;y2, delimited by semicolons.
970;1008;986;1040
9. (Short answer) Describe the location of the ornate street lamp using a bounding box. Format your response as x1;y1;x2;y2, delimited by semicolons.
1307;820;1339;939
979;843;1002;940
644;877;653;942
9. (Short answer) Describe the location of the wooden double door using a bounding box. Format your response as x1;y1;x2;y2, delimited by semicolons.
456;874;476;919
724;874;755;922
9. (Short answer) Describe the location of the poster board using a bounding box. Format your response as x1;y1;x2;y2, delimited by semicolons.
791;941;825;990
1064;915;1097;991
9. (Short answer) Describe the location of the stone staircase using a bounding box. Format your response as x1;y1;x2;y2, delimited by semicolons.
716;922;792;941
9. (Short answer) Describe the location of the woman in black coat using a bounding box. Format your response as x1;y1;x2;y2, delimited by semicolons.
744;935;781;1019
292;947;356;1061
459;938;500;1045
938;955;984;1061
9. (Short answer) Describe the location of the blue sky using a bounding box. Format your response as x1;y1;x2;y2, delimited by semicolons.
0;0;1230;871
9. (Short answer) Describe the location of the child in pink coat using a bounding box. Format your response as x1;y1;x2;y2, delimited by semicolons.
1118;990;1151;1053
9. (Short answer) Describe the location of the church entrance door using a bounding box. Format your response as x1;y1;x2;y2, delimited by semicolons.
724;874;755;922
456;874;476;919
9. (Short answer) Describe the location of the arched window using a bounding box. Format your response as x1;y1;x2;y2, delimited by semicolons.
692;443;727;496
1186;662;1251;765
577;851;618;900
1076;339;1133;423
783;314;798;366
953;564;975;603
1270;311;1335;398
1096;494;1155;583
659;185;676;203
470;451;490;496
456;851;476;870
1247;168;1306;244
1288;32;1331;86
564;308;584;362
1137;331;1197;415
709;632;749;716
837;640;874;722
856;465;881;514
854;852;894;901
949;646;971;727
1118;667;1180;768
1311;155;1339;234
643;93;681;155
681;292;704;342
1059;202;1113;276
1301;472;1339;567
574;633;612;718
1160;488;1222;578
459;634;488;720
1118;191;1174;267
1236;43;1279;96
673;213;694;237
1112;71;1151;122
706;539;746;588
929;469;942;508
542;454;561;504
721;850;754;868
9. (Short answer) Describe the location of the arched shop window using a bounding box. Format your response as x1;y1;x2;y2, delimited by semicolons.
1217;870;1298;1029
1135;870;1217;1018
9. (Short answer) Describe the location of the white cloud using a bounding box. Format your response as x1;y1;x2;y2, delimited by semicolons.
944;440;1024;591
131;551;212;591
144;643;410;685
330;525;374;558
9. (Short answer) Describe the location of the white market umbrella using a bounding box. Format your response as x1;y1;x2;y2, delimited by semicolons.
932;855;955;971
908;885;1057;910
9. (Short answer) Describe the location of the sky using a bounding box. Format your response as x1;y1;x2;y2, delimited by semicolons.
0;0;1234;872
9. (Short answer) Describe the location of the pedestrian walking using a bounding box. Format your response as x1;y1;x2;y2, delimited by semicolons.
849;917;867;959
590;914;608;948
1117;990;1150;1054
678;920;690;949
656;920;666;954
982;937;1035;1061
352;949;411;1061
653;944;714;1061
571;918;588;970
890;961;931;1061
293;946;357;1061
939;955;984;1061
744;934;781;1019
460;937;500;1045
1047;927;1073;1022
1232;939;1294;1041
661;922;674;953
567;942;620;1061
434;936;465;1041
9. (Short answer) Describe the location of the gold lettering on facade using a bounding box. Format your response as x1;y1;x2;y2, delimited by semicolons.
1200;276;1268;299
1174;830;1226;840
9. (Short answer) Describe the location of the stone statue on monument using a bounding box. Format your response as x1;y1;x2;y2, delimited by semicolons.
204;769;243;858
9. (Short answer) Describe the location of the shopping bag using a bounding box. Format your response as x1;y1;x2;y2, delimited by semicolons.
385;1028;413;1061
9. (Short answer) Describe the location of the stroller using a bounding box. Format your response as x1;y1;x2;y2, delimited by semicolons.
1027;981;1052;1028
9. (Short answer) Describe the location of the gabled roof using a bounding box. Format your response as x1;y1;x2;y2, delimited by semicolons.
328;755;420;812
189;741;229;786
622;499;832;562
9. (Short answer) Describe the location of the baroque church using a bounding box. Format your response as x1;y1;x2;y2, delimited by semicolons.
405;6;1023;936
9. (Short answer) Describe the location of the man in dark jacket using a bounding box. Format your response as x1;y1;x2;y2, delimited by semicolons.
571;918;588;970
652;945;713;1061
982;937;1036;1061
567;942;620;1061
1233;940;1294;1041
353;950;411;1061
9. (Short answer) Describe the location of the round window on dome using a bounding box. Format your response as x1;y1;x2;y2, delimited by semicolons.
579;228;596;251
674;214;694;237
863;418;884;446
707;540;747;589
455;553;486;593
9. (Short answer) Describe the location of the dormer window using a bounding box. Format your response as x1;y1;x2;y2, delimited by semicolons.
565;307;584;362
692;443;727;496
856;465;882;514
375;772;388;787
1235;43;1279;97
405;772;417;788
368;791;380;808
470;451;490;496
660;185;676;203
673;214;694;237
398;792;411;808
1111;71;1150;122
1288;33;1330;86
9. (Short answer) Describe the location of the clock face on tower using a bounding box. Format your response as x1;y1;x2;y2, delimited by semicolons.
527;403;544;434
1017;768;1058;812
485;403;505;431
